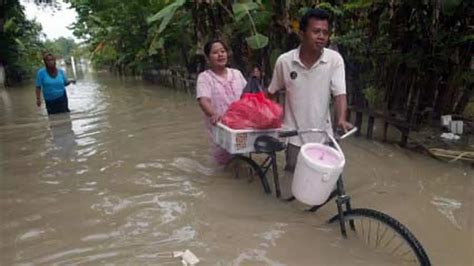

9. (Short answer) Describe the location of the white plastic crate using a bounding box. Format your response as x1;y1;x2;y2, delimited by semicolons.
212;123;280;154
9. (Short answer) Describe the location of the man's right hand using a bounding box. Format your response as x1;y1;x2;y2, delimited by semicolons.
337;120;354;133
36;99;41;107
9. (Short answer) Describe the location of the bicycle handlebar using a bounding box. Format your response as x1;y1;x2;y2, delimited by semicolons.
278;130;298;138
278;127;358;140
338;127;358;140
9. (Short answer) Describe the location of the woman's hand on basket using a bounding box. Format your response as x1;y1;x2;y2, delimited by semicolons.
210;114;221;125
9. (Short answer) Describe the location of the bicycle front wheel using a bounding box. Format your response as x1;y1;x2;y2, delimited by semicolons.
328;208;431;266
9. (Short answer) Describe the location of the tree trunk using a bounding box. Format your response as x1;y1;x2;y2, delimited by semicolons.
180;46;191;75
454;86;473;115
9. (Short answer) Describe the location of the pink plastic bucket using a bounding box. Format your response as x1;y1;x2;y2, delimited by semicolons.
291;139;345;205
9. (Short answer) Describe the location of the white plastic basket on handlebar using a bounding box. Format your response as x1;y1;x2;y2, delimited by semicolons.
292;132;345;206
212;123;280;154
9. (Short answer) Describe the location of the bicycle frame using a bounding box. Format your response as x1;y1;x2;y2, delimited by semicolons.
236;127;358;237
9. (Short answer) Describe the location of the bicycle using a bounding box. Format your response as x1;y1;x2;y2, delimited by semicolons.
229;127;431;266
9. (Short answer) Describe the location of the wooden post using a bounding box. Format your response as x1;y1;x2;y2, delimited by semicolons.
383;122;389;142
367;115;375;139
400;128;409;147
355;111;363;137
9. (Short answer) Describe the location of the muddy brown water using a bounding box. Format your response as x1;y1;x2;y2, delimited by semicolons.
0;73;472;265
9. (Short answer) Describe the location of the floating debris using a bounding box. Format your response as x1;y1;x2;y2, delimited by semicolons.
431;196;462;229
173;249;200;265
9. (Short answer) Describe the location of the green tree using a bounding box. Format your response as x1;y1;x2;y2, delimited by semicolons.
327;0;472;120
0;0;45;85
66;0;472;119
43;37;78;62
67;0;158;74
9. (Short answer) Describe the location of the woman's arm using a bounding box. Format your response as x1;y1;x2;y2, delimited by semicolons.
196;72;221;125
35;87;42;107
35;70;42;107
61;69;75;86
198;97;220;125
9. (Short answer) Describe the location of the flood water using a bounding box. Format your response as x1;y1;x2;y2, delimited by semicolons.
0;72;472;265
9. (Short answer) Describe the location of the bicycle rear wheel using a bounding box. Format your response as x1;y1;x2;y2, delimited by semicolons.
328;208;431;266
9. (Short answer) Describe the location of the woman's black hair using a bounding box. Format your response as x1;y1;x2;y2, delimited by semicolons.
203;39;229;57
43;52;55;61
300;8;331;32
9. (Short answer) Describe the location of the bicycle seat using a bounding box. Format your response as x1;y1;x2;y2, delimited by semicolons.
254;135;286;153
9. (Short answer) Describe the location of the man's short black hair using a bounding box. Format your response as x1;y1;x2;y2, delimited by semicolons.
300;8;331;32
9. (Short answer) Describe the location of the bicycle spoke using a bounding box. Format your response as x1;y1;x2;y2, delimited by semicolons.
399;246;417;261
375;221;381;248
399;248;411;257
382;232;397;250
390;237;404;255
367;218;372;247
378;225;389;248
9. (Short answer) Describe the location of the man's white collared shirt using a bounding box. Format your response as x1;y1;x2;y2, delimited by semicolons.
268;47;347;146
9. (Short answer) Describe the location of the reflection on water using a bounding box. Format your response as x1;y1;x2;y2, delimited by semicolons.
0;73;472;265
49;114;76;157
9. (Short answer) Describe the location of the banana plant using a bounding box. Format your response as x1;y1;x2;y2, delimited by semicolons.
232;2;268;50
146;0;186;53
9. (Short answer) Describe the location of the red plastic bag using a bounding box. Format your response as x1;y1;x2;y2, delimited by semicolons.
222;92;283;129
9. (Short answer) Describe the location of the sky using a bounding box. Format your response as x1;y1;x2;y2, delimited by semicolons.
22;0;78;41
